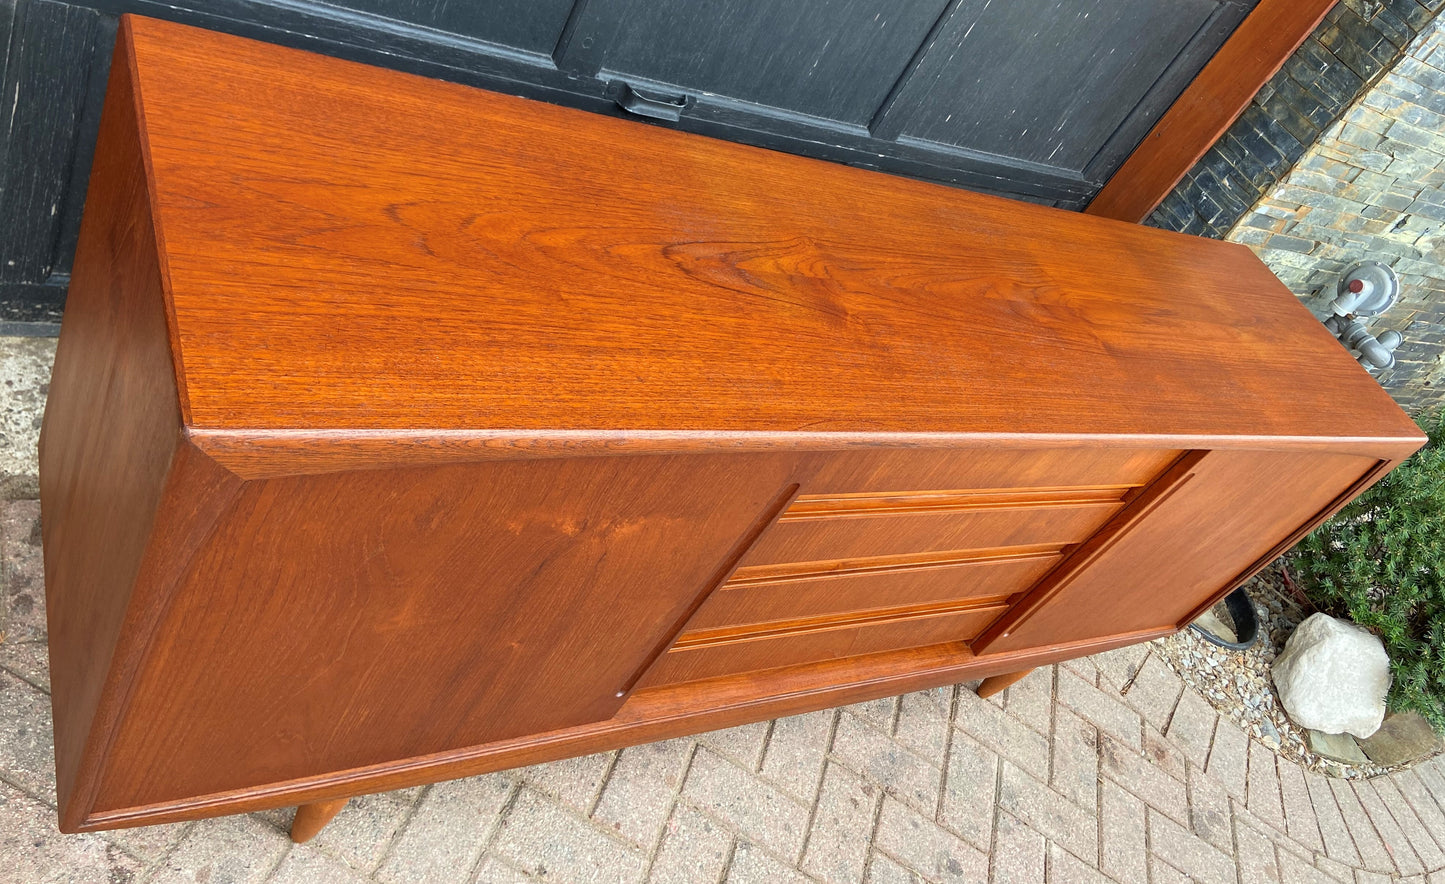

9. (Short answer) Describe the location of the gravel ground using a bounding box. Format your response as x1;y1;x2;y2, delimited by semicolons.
1154;561;1399;779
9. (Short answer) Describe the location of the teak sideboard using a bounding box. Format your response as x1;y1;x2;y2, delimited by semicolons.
41;15;1424;840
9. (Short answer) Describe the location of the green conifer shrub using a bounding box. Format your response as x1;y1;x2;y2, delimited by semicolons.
1290;413;1445;733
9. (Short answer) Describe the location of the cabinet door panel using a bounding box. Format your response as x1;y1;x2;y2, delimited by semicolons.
974;450;1382;655
91;452;800;811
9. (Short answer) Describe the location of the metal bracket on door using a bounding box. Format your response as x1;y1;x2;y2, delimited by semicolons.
610;81;692;122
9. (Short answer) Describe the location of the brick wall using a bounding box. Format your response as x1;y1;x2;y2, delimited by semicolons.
1231;17;1445;412
1150;0;1443;239
1150;0;1445;412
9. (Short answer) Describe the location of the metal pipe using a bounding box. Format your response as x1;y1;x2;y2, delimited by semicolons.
1338;319;1401;370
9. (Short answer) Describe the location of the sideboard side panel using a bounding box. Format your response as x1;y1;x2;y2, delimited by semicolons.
36;25;185;828
973;449;1382;655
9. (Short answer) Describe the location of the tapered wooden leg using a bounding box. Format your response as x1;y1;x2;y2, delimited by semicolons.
290;798;348;843
975;668;1034;699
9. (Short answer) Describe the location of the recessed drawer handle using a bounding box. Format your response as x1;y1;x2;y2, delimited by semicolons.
613;82;690;122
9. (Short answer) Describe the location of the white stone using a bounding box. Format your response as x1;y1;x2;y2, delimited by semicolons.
1271;613;1390;739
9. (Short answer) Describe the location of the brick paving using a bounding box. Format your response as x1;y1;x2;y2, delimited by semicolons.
4;500;1445;882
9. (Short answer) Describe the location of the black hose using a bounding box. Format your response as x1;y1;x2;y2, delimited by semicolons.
1188;585;1260;651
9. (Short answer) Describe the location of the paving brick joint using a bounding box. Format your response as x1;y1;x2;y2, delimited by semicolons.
5;492;1445;882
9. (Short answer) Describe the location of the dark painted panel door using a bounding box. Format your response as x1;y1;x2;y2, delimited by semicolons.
574;0;950;126
322;0;575;55
886;0;1220;175
0;0;1258;329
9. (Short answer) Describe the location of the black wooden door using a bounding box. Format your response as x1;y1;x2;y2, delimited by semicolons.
0;0;1258;331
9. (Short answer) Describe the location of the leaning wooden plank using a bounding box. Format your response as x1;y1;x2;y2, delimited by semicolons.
1086;0;1338;223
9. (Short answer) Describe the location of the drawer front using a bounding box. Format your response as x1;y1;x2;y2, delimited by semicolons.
688;546;1062;632
641;602;1010;687
639;447;1183;689
739;492;1125;567
794;448;1182;496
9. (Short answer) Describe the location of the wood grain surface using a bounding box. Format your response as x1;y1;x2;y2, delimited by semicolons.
289;798;348;844
647;447;1184;687
693;550;1063;630
88;451;805;810
975;448;1381;654
116;15;1418;459
38;28;187;828
41;15;1426;838
78;627;1169;832
640;602;1010;687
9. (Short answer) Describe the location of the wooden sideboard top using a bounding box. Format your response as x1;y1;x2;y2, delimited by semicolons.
117;15;1419;455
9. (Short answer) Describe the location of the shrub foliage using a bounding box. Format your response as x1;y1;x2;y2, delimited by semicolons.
1291;413;1445;733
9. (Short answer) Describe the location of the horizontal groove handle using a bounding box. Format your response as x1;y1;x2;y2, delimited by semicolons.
673;596;1013;651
